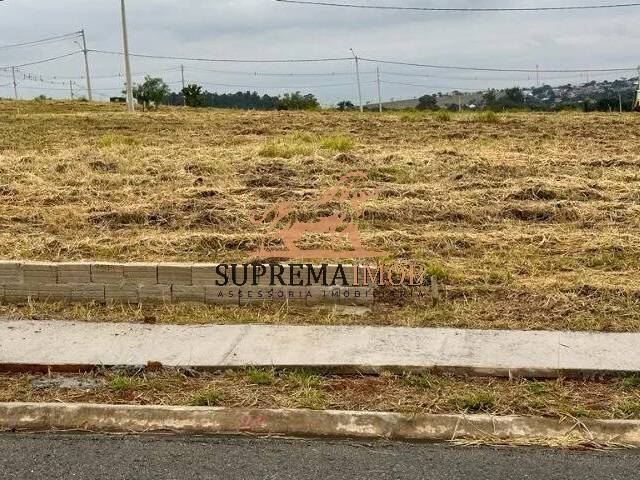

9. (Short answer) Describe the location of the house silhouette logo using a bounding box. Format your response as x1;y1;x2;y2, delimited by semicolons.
251;171;389;260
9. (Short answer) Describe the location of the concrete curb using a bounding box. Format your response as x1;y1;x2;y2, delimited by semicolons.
1;402;639;446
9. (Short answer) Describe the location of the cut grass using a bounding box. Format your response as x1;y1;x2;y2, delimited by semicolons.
0;101;639;331
3;369;640;420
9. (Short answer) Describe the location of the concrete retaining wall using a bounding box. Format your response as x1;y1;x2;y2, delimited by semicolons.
0;261;377;306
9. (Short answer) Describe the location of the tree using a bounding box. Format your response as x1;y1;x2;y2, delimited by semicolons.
182;83;204;107
278;91;319;110
483;87;524;111
130;76;170;111
336;100;355;111
482;90;497;106
416;94;438;110
504;87;524;104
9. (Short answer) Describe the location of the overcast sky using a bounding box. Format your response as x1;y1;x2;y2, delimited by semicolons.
1;0;638;104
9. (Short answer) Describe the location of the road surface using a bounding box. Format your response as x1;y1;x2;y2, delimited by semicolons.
1;433;639;479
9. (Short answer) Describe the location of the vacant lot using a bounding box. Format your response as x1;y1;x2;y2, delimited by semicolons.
1;100;639;331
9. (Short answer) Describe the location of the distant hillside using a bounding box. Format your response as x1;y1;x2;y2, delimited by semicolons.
364;92;483;111
364;77;639;111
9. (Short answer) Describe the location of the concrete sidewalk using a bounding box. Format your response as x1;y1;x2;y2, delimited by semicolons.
1;320;639;377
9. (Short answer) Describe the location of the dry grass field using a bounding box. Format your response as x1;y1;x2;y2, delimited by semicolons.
1;100;639;331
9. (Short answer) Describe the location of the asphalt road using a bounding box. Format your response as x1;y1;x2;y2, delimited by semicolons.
1;433;639;480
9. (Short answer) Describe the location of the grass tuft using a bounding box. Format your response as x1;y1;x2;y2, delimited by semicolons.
615;400;640;418
286;369;325;388
619;375;640;391
246;368;276;386
293;387;327;410
433;110;452;122
258;140;313;158
99;134;139;148
452;391;496;412
403;373;436;389
474;111;501;124
189;388;224;406
320;135;354;152
108;375;143;391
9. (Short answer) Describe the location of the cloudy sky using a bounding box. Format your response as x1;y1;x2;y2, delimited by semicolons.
0;0;638;104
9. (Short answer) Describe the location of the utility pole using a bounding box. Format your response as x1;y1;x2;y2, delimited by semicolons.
350;48;363;113
619;92;623;113
458;94;462;112
80;30;93;101
376;67;382;113
181;64;186;106
536;65;540;87
11;66;17;100
635;65;640;111
120;0;134;112
69;80;74;100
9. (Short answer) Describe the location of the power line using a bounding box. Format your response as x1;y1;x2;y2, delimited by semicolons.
359;57;636;73
274;0;640;12
89;49;352;63
12;63;621;85
195;79;372;89
25;66;183;81
86;48;635;74
0;31;81;50
0;50;83;70
380;70;618;82
380;80;481;91
13;80;183;93
187;65;365;76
